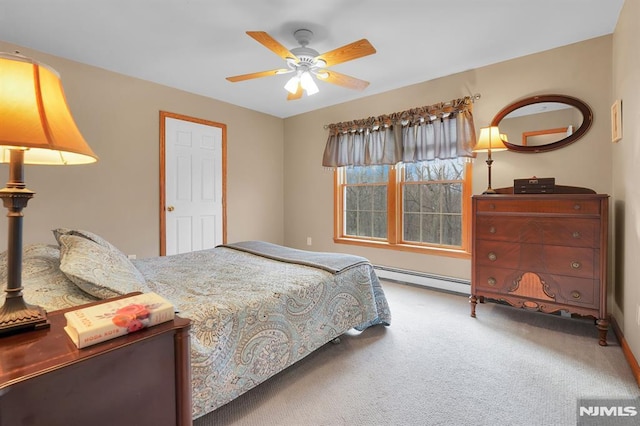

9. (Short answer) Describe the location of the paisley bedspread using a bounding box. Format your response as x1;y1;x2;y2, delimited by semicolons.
1;242;391;419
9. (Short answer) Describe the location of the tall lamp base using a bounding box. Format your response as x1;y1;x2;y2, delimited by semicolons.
0;149;50;337
482;156;497;195
0;295;50;336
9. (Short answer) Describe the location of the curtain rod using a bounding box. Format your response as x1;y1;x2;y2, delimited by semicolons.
323;93;481;130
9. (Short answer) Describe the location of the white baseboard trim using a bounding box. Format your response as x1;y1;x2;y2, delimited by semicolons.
374;265;470;295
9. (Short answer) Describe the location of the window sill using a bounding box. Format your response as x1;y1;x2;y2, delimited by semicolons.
334;237;471;259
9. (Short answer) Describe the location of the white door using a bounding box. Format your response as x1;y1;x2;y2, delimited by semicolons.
162;113;225;255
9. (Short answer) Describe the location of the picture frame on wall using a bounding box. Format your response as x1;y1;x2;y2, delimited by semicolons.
611;99;622;143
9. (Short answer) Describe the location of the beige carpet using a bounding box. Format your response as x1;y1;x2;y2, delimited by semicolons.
194;280;640;426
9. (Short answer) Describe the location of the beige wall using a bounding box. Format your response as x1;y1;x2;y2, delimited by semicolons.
612;0;640;366
0;41;285;258
283;35;612;280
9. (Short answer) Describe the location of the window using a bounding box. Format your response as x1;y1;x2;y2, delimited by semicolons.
335;158;472;257
344;165;388;239
402;160;465;246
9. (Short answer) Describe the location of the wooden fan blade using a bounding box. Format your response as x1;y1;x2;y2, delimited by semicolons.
246;31;298;61
226;68;290;82
321;70;370;91
316;39;376;67
287;83;303;100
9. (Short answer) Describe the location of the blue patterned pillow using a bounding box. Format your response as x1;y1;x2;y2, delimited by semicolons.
0;244;97;309
53;228;121;253
58;234;150;299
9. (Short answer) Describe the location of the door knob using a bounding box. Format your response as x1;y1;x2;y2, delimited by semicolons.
167;206;175;212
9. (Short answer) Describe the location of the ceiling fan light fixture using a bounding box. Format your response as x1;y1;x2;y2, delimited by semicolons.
284;75;300;94
226;30;376;100
300;71;319;95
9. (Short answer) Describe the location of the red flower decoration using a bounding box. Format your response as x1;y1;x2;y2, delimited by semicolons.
111;303;151;330
126;319;145;332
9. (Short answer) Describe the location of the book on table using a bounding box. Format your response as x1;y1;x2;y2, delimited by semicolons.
64;292;175;348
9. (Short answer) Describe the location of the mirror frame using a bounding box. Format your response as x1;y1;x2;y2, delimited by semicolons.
491;94;593;153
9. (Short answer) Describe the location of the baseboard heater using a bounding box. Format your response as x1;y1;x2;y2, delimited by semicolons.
373;265;470;295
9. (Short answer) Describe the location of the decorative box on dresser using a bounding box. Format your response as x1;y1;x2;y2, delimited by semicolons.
0;296;192;426
470;188;610;346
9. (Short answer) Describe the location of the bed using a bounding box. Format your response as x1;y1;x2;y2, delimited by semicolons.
0;229;391;419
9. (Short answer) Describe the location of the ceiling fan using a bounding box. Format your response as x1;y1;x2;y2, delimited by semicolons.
226;29;376;100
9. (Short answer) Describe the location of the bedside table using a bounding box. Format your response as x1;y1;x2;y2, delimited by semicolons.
0;296;192;426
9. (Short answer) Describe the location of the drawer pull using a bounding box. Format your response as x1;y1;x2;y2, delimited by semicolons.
571;261;581;269
489;226;496;234
571;291;581;299
573;204;582;210
487;277;496;286
489;203;496;210
488;252;497;261
572;231;581;239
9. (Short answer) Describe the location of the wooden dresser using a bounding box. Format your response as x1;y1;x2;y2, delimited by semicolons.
0;298;192;426
470;191;609;345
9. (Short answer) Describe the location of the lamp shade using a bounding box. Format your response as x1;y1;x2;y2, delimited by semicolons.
300;71;319;95
473;126;508;153
284;74;300;94
0;52;98;165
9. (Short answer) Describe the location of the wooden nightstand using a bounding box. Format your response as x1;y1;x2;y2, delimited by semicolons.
0;296;192;426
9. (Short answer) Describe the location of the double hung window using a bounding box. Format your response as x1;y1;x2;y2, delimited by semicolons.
336;159;471;256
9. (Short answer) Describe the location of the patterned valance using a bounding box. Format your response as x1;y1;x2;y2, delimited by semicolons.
322;96;477;167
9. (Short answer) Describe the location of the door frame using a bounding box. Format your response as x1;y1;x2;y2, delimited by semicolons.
159;111;227;255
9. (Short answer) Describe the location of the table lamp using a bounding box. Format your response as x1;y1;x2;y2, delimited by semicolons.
473;126;507;194
0;52;98;336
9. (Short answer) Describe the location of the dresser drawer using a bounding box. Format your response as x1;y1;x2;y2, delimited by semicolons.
475;240;596;279
542;246;597;279
474;267;598;308
555;277;599;308
475;216;599;247
474;266;560;302
475;198;601;215
475;217;535;242
541;218;600;247
474;266;521;292
475;240;542;269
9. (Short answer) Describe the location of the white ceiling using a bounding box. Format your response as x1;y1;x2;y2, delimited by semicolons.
0;0;624;118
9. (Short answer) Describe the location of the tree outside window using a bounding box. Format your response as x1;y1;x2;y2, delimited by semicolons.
336;158;471;257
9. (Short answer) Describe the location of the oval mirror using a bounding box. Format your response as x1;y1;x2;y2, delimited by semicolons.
491;94;593;153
